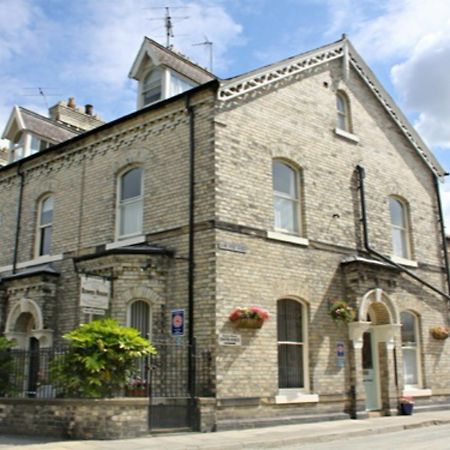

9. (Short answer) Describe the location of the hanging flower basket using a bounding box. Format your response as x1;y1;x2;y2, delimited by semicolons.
329;300;356;323
430;326;450;340
229;307;269;329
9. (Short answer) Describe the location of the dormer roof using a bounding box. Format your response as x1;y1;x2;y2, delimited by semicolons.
128;37;215;84
2;106;79;143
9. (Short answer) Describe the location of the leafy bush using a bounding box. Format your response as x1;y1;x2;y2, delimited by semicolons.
51;319;156;398
0;336;14;396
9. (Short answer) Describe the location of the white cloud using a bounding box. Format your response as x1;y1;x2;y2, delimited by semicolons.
391;29;450;147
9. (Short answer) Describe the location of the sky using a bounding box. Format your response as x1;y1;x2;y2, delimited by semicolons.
1;0;450;225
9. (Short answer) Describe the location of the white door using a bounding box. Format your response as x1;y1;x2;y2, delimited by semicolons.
362;331;380;410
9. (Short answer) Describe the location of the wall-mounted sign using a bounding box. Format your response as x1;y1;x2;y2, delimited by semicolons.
217;241;247;254
80;275;110;310
171;309;185;336
218;333;242;346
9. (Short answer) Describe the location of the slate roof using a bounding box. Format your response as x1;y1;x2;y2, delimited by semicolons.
129;37;215;84
18;107;79;143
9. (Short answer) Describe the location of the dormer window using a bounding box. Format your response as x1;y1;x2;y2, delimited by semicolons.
30;135;50;155
170;73;196;96
11;132;24;162
140;67;197;108
142;69;163;107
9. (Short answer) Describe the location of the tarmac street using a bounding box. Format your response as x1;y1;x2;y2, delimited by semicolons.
1;410;450;450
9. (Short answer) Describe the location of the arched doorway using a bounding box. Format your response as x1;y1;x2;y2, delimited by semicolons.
349;289;401;413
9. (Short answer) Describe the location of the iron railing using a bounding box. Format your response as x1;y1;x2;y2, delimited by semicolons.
0;340;214;399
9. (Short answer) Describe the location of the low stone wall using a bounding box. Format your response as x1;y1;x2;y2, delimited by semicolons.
0;398;149;439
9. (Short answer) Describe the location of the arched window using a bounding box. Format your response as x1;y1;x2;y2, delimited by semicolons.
336;91;351;131
272;160;301;235
389;197;410;259
117;167;143;238
128;300;151;339
37;195;53;256
400;311;422;388
142;69;162;106
277;299;308;391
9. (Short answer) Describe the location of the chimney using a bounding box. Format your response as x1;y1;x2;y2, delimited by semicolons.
85;104;93;116
67;97;76;109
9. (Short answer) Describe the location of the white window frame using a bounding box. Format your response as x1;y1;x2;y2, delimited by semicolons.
400;311;423;389
141;68;163;108
127;299;152;340
277;298;310;395
389;196;411;260
336;91;351;132
116;166;144;240
35;194;54;257
272;160;301;236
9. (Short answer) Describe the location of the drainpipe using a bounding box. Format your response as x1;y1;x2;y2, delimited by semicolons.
12;164;25;274
433;175;450;296
356;165;450;301
185;94;196;400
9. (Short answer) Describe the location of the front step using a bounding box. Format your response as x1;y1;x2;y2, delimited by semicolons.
367;411;383;418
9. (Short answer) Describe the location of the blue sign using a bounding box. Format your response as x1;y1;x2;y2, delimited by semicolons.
336;341;345;368
171;309;185;336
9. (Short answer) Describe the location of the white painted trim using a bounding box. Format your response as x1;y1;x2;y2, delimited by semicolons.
275;392;319;404
267;231;309;246
391;255;418;268
106;235;146;250
402;388;432;398
16;254;63;269
334;127;360;143
0;264;13;274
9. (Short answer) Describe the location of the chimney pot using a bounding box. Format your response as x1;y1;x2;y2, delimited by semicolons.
85;104;93;116
68;97;76;108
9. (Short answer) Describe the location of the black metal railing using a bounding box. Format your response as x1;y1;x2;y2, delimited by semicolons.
0;340;214;399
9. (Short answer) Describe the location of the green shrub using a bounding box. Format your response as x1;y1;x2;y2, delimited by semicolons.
0;336;14;396
51;319;156;398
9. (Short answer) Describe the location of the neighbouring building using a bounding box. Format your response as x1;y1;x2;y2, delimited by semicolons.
0;35;449;433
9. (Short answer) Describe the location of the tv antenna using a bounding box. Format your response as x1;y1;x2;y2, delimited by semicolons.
147;6;189;48
22;87;61;111
193;36;213;72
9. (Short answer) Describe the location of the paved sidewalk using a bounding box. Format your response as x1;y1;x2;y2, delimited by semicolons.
1;410;450;450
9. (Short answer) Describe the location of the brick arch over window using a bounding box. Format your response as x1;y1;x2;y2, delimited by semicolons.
358;288;399;325
123;286;161;304
4;298;53;348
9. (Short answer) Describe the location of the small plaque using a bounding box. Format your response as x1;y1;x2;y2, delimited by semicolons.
82;307;106;316
218;333;242;346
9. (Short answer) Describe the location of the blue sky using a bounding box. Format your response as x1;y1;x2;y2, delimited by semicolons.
2;0;450;224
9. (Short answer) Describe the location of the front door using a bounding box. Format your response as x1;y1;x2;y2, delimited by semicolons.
362;331;380;410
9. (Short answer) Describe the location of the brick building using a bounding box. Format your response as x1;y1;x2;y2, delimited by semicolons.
0;36;449;430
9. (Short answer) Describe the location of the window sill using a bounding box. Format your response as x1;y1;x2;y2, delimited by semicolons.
16;254;64;269
402;388;432;398
275;392;319;404
106;235;146;250
267;231;309;247
391;256;418;268
334;127;360;143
